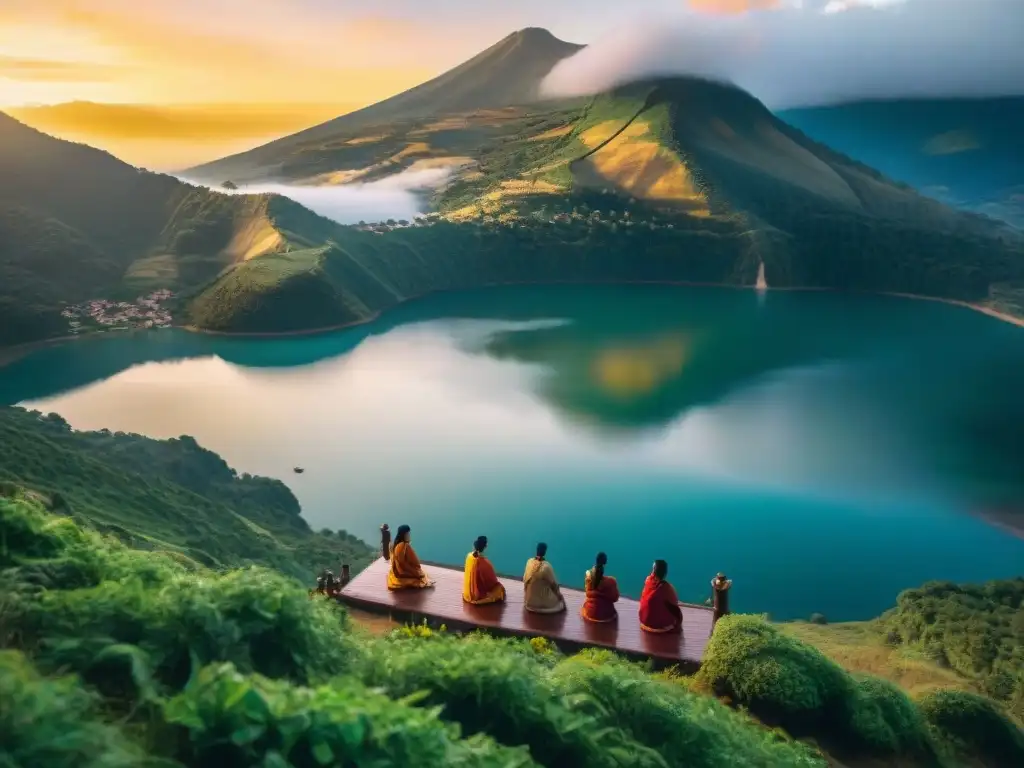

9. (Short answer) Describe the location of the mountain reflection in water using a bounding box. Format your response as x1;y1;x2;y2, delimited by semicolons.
6;284;1024;618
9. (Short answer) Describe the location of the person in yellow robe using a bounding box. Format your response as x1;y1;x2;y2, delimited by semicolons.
386;525;434;590
463;535;506;605
523;542;566;613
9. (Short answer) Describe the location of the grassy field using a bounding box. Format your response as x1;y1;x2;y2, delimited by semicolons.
782;622;986;700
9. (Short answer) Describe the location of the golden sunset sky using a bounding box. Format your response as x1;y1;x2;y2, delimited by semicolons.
0;0;798;167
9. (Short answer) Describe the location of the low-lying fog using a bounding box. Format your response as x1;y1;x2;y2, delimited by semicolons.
182;166;451;225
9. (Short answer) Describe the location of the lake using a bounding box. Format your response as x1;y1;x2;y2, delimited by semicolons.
4;284;1023;620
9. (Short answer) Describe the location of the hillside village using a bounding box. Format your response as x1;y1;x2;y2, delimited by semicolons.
60;289;175;335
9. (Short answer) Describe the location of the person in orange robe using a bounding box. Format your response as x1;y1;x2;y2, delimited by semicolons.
581;552;619;622
387;524;434;590
639;559;683;633
463;535;506;605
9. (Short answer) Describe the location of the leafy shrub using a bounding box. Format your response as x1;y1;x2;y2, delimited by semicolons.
0;650;146;768
351;633;656;767
918;689;1024;767
529;636;557;657
14;566;354;700
551;653;823;767
697;615;852;732
1;497;184;591
846;675;936;758
880;579;1024;718
163;662;535;768
698;615;948;760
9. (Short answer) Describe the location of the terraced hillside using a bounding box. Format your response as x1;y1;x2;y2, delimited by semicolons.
185;77;1024;335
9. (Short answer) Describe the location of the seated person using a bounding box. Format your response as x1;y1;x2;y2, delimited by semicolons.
639;559;683;633
523;542;566;614
463;535;506;605
387;524;434;590
581;552;619;622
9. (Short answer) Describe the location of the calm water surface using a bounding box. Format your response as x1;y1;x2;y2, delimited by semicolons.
5;285;1023;620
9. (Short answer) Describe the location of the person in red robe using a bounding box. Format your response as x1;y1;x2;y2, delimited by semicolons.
581;552;619;622
463;535;506;605
639;559;683;633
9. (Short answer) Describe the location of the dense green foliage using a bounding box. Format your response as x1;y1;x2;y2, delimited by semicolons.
0;650;147;768
880;579;1024;719
4;492;1022;767
1;495;829;768
917;690;1024;767
0;406;371;578
185;216;757;333
696;614;1019;763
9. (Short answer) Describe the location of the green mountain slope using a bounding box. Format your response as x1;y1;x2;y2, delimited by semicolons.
0;112;373;348
778;97;1024;228
3;488;1022;767
185;77;1024;335
185;28;584;183
0;405;372;578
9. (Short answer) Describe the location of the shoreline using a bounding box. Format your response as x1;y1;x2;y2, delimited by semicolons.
2;280;1022;360
169;279;1024;342
3;280;1023;542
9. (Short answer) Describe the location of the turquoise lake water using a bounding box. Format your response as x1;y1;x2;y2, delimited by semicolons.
4;284;1023;620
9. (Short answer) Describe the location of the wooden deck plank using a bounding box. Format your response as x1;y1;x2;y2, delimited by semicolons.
339;558;714;666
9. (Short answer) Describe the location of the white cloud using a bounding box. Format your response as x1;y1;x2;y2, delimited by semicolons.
542;0;1024;109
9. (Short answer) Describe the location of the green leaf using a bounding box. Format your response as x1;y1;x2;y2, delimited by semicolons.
231;723;267;746
310;740;334;765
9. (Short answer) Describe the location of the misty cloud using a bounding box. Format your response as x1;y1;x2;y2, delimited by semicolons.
185;166;451;226
542;0;1024;109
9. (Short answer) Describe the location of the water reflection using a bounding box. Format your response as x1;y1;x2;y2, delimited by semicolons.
5;284;1024;517
7;284;1024;619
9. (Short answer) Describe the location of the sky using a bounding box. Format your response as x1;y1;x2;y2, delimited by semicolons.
3;0;1021;168
5;0;1016;108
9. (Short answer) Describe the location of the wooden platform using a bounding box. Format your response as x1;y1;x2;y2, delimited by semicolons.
338;558;715;668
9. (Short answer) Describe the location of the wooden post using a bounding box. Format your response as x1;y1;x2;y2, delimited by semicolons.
711;573;732;626
380;524;391;561
340;564;350;587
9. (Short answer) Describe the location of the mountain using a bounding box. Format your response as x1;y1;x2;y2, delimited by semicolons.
0;112;353;347
183;76;1024;336
184;28;584;183
778;97;1024;228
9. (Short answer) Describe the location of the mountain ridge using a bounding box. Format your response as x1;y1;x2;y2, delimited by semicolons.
185;27;584;182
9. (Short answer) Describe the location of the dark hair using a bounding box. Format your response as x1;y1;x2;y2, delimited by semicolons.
473;535;488;555
654;559;668;580
591;552;607;588
396;525;411;543
536;542;547;558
